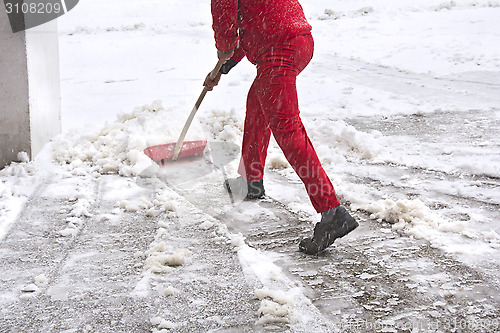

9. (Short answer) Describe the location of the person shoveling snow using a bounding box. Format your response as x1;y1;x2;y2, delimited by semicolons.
204;0;358;254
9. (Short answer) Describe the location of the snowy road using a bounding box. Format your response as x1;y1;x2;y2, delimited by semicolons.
159;159;500;332
1;156;498;332
0;171;259;332
1;0;500;332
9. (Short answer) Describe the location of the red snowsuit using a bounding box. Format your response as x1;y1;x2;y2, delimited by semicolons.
211;0;341;213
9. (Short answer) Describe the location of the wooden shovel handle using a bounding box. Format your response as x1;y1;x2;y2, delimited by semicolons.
172;60;225;160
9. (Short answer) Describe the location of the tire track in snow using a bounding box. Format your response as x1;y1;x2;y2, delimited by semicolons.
317;55;500;108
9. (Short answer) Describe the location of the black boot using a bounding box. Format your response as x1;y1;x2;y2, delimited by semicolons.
224;176;265;200
299;205;358;255
246;178;265;199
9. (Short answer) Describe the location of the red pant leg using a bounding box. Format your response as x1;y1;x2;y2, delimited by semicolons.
238;81;272;181
239;34;340;213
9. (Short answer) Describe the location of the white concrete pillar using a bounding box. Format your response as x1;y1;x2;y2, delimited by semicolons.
0;6;61;168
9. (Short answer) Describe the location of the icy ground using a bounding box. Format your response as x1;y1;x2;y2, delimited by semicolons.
1;0;500;332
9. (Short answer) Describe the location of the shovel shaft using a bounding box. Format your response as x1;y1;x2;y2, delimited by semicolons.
172;59;225;161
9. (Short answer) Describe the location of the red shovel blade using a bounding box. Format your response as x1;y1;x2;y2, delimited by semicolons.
144;140;207;163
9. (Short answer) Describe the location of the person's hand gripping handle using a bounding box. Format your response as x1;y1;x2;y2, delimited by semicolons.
204;49;233;90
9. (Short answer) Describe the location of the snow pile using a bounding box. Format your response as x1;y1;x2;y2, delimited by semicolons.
0;153;39;240
116;198;153;213
0;153;36;179
53;100;206;177
311;120;384;163
365;198;468;238
198;108;386;170
234;240;333;329
483;229;500;245
267;153;290;170
143;241;190;273
252;118;385;173
198;220;215;230
151;316;178;332
255;288;294;325
68;187;93;218
160;285;178;297
116;192;177;218
34;274;49;286
59;184;94;237
199;108;244;142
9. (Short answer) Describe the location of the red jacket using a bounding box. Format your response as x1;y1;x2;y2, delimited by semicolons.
211;0;312;64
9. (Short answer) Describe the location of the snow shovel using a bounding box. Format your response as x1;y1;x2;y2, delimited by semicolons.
144;59;225;164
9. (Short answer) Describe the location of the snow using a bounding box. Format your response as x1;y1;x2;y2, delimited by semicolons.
34;274;49;286
144;246;190;273
151;317;178;330
236;242;333;329
305;0;500;76
1;0;499;331
160;285;177;297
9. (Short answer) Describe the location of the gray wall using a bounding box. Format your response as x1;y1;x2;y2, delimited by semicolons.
0;8;61;169
0;10;31;168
